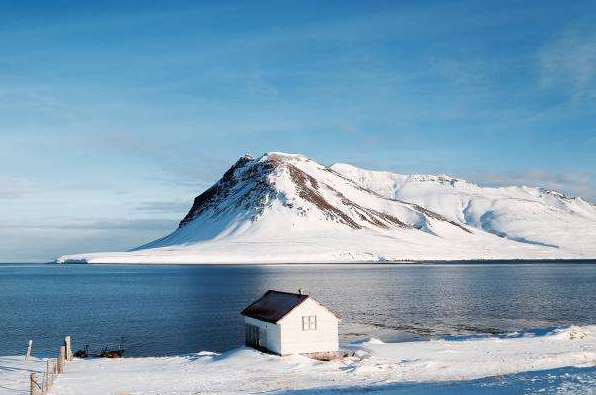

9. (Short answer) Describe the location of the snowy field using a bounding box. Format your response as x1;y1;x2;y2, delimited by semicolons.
2;326;595;395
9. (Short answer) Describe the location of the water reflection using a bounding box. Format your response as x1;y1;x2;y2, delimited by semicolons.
0;262;594;356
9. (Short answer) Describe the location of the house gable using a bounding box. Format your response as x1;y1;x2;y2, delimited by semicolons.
278;297;339;325
277;298;339;355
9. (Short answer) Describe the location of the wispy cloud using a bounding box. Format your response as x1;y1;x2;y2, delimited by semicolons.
538;24;596;100
135;200;191;214
66;218;178;231
335;122;357;134
0;218;177;231
473;170;596;201
87;131;232;189
0;177;31;199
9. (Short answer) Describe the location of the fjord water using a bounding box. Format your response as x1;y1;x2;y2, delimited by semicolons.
1;262;594;357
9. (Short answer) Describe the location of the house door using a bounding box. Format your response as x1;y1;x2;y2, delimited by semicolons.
245;324;263;348
244;324;267;349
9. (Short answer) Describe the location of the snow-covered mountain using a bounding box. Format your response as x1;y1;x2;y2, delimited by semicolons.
332;163;596;256
58;152;596;263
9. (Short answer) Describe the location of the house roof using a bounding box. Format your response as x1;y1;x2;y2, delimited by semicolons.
241;290;312;323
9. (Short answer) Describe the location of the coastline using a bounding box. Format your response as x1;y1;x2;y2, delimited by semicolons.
50;258;596;265
3;325;595;395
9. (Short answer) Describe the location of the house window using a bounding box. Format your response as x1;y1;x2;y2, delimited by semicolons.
302;316;317;331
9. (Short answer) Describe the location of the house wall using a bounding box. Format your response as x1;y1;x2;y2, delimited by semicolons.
244;316;282;354
278;298;339;355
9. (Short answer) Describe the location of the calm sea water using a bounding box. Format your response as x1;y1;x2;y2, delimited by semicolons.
1;262;594;357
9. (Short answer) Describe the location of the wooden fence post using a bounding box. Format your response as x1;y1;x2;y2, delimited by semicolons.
43;359;50;393
30;373;38;395
57;346;65;374
64;336;72;361
25;340;33;362
51;359;56;387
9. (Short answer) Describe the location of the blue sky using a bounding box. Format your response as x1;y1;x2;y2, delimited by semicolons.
0;0;595;261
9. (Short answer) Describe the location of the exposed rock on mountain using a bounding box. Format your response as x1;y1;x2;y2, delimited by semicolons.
58;152;596;264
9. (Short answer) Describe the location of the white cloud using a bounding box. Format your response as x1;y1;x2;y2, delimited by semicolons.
0;177;32;199
135;200;191;214
0;218;177;231
473;170;596;201
539;26;596;100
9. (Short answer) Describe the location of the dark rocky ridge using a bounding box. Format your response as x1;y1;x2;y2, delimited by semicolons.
179;154;274;227
177;153;473;235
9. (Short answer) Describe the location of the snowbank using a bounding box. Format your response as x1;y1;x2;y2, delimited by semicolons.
2;326;595;394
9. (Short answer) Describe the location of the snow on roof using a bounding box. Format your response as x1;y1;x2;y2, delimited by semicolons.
241;290;309;323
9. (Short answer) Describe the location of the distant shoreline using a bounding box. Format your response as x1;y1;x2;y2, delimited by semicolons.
24;258;596;265
1;258;595;265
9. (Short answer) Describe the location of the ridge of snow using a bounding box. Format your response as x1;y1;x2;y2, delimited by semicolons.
4;325;595;394
330;162;596;255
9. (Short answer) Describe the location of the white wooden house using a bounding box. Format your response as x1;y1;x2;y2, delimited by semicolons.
241;290;340;356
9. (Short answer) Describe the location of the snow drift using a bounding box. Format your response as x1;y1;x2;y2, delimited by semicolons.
57;152;596;263
4;325;596;394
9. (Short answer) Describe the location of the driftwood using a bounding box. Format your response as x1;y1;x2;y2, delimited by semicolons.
303;350;355;361
97;346;124;358
97;336;125;358
73;344;89;359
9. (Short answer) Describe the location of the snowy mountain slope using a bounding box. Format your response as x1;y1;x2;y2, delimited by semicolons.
331;163;596;255
57;152;596;264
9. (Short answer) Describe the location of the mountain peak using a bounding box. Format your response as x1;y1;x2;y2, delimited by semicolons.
173;152;474;240
57;152;596;263
261;151;306;159
256;152;311;166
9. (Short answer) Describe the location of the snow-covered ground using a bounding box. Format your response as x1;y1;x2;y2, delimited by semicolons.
2;326;595;394
57;152;596;264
